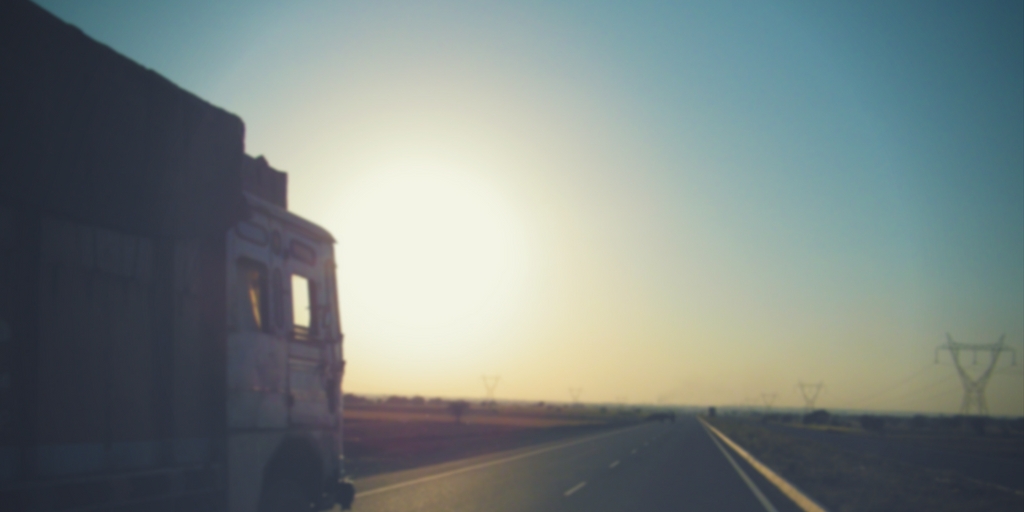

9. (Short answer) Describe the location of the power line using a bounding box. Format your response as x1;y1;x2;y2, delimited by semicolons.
890;373;956;402
847;362;935;408
884;374;968;412
887;373;957;407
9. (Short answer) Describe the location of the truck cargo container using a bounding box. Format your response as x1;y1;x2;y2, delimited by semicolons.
0;1;354;510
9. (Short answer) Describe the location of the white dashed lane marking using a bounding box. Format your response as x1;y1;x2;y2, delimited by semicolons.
564;481;587;497
609;460;620;469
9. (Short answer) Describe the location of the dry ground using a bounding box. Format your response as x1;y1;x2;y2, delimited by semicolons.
706;416;1024;512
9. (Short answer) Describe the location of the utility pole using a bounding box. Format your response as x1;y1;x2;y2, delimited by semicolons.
936;333;1016;416
797;382;824;413
761;393;777;414
481;375;501;404
568;387;583;406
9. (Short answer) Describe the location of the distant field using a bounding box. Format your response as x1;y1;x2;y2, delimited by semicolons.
345;404;611;427
706;415;1024;512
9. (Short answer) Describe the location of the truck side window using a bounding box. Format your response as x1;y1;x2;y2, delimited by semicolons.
236;258;269;332
291;274;311;341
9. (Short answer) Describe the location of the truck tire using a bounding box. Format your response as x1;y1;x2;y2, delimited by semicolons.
258;477;313;512
337;480;356;510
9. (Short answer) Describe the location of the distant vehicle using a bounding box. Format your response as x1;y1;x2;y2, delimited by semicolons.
0;2;354;510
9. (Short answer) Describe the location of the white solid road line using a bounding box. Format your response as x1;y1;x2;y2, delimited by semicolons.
609;460;620;469
564;481;587;497
700;418;828;512
357;423;649;498
702;422;780;512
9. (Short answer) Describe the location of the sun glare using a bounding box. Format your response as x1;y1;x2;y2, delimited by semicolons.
338;163;529;347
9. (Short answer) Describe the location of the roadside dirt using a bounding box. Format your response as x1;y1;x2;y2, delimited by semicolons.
706;416;1024;512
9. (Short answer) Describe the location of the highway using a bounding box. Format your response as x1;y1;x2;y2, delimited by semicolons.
347;415;807;512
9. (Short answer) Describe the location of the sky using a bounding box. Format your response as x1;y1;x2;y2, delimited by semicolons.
36;0;1024;415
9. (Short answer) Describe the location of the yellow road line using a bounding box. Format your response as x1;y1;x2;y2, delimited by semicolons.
704;424;780;512
699;417;828;512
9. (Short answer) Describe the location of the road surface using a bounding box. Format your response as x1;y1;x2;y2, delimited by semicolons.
346;415;806;512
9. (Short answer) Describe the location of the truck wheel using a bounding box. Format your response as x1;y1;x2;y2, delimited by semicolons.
337;480;355;510
258;477;313;512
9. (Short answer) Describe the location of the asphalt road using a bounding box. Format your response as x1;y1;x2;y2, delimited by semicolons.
345;415;806;512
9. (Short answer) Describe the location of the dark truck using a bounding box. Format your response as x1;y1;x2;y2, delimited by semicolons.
1;1;354;510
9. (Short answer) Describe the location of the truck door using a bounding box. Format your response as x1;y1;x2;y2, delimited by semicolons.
226;220;288;430
285;238;338;427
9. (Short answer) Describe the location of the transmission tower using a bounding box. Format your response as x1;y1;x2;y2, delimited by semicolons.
761;393;777;414
797;382;824;412
481;375;501;403
568;387;583;405
936;333;1016;416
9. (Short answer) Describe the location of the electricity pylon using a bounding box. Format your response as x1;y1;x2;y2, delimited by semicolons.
761;393;777;414
936;333;1016;416
797;382;824;412
481;375;501;403
568;387;583;405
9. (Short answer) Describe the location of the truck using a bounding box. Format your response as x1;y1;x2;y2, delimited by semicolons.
0;1;355;510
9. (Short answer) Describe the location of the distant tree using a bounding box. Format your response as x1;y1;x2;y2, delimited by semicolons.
1008;417;1024;436
860;415;885;433
410;395;425;406
969;416;987;436
448;400;470;423
909;414;928;430
996;417;1022;437
935;415;962;430
385;395;409;405
803;409;830;425
343;393;368;405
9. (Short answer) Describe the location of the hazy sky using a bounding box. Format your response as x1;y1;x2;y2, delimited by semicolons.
37;1;1023;414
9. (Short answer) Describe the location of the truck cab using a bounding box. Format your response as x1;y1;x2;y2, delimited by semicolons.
226;182;352;511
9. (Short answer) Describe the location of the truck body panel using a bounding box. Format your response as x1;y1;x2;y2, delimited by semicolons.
0;1;350;510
